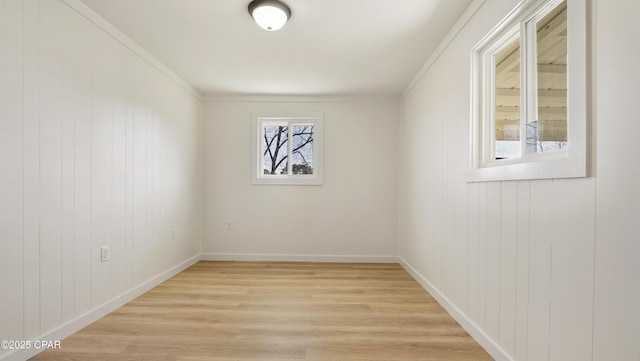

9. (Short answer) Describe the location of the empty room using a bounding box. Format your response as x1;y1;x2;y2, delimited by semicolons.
1;0;638;360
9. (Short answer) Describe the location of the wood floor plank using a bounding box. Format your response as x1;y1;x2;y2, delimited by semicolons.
30;261;493;361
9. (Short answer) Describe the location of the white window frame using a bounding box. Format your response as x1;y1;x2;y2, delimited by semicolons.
467;0;588;182
251;112;324;185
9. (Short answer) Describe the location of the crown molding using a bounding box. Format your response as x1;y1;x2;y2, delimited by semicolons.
204;94;400;103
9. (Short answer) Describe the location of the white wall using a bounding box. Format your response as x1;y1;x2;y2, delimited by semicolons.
202;98;398;261
0;1;202;359
398;0;640;360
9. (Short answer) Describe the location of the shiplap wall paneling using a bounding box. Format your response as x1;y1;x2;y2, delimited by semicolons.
484;181;502;342
443;60;455;305
165;87;180;264
593;1;640;359
0;0;24;344
148;72;160;278
73;8;93;319
155;75;168;277
90;24;115;308
23;0;42;341
152;73;163;278
525;180;553;361
73;8;93;315
466;182;480;324
165;85;179;264
514;180;531;361
132;54;150;287
0;1;202;359
157;75;172;273
499;181;518;357
427;65;445;288
450;43;470;314
476;181;488;331
150;63;161;277
172;79;191;263
125;49;135;291
401;0;640;359
111;29;128;299
170;86;202;264
39;0;64;334
398;74;438;281
548;178;595;361
443;51;456;302
61;3;76;325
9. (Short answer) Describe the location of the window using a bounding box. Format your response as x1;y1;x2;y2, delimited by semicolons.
251;112;324;185
468;0;588;182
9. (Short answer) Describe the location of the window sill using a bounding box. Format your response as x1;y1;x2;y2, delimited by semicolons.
251;175;323;186
466;153;587;182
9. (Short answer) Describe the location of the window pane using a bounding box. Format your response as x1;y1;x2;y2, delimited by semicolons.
291;125;314;175
263;125;288;175
528;0;568;154
494;35;521;159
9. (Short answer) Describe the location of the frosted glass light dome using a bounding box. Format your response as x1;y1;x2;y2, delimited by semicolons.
248;0;291;31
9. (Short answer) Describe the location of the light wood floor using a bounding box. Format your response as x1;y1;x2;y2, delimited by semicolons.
31;261;493;361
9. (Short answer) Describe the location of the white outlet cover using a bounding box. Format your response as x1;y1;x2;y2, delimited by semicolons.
100;246;109;262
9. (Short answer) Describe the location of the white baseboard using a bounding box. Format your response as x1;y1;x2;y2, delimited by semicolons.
2;254;201;361
5;254;504;361
398;257;512;361
201;252;399;264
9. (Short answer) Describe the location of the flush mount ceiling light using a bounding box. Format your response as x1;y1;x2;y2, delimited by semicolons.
248;0;291;31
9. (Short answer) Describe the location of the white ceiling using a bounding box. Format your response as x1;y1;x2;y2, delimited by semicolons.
80;0;474;96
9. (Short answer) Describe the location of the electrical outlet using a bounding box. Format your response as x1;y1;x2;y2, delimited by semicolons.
100;246;110;263
172;228;177;240
226;221;232;230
